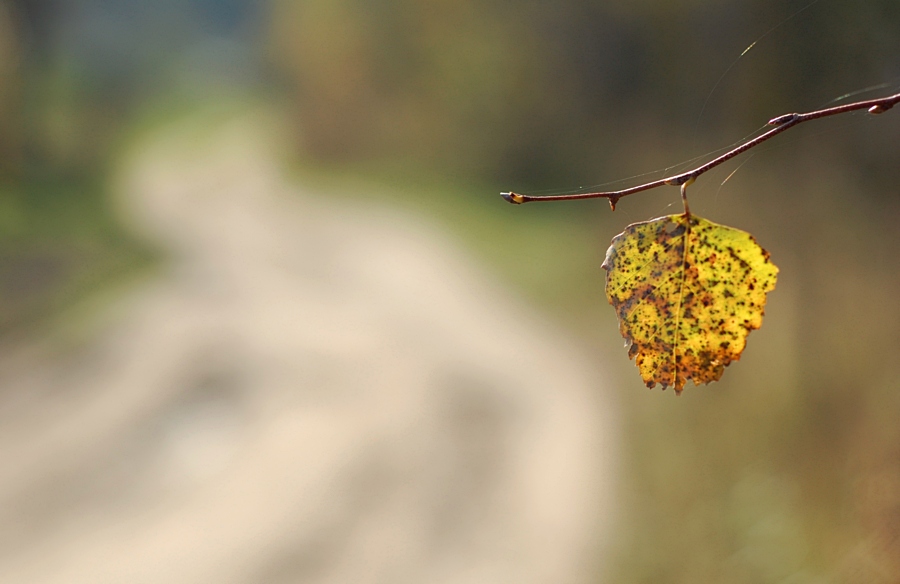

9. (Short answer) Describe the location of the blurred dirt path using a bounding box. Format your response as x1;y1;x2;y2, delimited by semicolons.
0;113;619;584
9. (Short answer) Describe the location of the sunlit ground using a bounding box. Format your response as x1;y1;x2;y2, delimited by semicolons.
0;108;619;584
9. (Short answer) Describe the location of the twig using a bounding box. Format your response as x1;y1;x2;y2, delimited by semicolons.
501;91;900;210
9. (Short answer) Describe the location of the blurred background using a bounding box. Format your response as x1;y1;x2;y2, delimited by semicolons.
0;0;899;582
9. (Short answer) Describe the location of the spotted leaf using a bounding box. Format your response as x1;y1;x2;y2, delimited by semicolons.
601;214;778;393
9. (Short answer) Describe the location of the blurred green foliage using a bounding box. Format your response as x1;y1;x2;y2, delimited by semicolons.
270;0;900;189
0;2;151;336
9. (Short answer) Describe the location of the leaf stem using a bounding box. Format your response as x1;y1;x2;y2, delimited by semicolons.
501;91;900;207
680;177;694;217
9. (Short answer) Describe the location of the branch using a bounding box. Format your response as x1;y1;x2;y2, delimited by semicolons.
501;91;900;210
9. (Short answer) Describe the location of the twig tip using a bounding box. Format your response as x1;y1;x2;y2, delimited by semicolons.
501;192;526;204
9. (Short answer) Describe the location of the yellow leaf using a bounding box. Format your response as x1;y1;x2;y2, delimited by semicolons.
601;214;778;393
